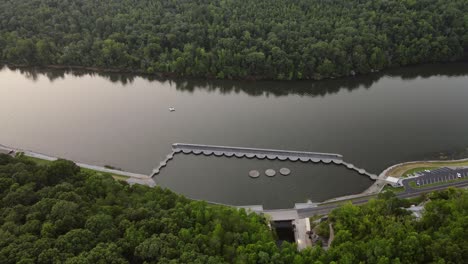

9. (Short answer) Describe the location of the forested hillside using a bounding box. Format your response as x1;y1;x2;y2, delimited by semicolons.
0;154;467;263
0;0;467;80
0;155;285;263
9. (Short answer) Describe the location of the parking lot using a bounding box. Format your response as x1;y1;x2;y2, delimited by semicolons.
404;167;468;188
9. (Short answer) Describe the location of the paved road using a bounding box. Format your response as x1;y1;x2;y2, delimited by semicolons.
297;180;468;218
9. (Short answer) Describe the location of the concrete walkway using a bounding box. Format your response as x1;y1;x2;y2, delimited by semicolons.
327;223;335;248
263;209;299;221
168;143;379;180
151;151;175;177
0;144;155;186
172;143;343;161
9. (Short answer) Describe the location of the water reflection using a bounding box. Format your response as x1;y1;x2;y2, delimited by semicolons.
6;62;468;98
2;63;468;208
158;154;374;209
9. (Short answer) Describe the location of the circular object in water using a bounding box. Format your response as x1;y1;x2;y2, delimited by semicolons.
249;170;260;178
265;169;276;177
279;168;291;176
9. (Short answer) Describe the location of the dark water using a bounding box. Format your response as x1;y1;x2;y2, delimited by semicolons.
1;63;467;208
157;154;372;208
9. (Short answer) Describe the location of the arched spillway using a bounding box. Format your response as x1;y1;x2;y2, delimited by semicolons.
172;143;343;161
151;143;378;180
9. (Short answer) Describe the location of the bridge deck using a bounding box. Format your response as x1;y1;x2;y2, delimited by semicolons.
172;143;343;162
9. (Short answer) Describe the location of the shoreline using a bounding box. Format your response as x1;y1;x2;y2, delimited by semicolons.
381;158;468;178
3;141;466;210
3;60;467;82
1;141;383;209
0;143;155;186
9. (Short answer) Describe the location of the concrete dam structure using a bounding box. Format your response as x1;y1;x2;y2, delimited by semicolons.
151;143;378;180
173;143;343;162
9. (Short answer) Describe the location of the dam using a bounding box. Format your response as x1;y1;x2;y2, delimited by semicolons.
151;143;379;180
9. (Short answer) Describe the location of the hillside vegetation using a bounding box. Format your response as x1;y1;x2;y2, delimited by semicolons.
0;0;467;80
0;154;467;263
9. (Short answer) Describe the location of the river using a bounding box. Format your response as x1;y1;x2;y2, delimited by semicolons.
1;63;467;208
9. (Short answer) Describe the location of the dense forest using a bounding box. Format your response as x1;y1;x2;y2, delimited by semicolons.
0;154;467;263
0;0;467;80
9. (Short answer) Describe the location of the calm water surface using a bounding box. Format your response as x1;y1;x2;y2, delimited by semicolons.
1;63;467;208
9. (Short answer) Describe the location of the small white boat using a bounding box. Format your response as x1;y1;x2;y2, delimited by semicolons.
169;107;175;112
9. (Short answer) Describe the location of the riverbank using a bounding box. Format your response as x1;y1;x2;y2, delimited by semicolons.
5;61;467;82
3;64;148;76
0;143;155;185
381;158;468;178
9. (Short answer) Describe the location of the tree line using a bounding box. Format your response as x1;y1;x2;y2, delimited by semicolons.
0;0;466;80
0;154;467;263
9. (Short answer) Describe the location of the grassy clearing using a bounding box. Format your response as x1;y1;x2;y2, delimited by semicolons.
409;177;467;189
386;159;468;178
21;155;130;181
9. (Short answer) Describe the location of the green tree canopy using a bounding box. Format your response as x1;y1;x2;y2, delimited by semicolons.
0;0;466;80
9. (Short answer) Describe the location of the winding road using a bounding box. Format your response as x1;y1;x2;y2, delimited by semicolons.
297;180;468;218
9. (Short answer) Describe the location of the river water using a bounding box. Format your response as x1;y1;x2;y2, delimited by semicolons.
1;63;467;208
